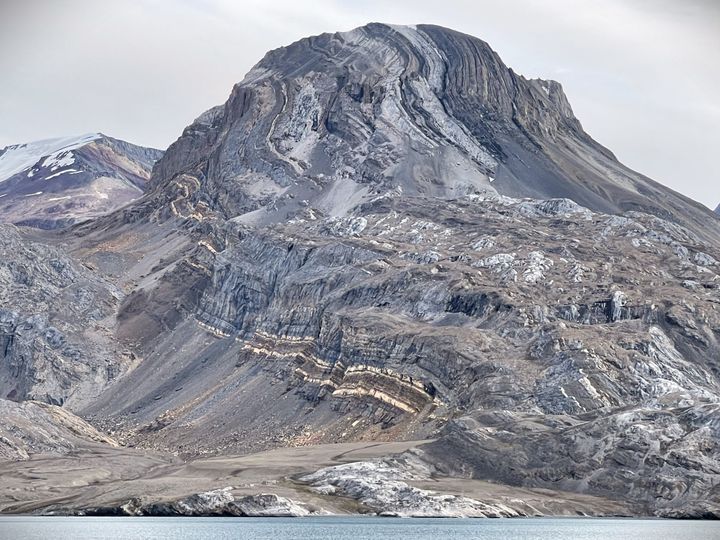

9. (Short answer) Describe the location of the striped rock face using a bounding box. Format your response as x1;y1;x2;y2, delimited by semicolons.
142;23;717;244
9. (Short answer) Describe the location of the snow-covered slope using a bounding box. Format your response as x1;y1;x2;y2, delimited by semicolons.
0;133;102;183
0;134;163;228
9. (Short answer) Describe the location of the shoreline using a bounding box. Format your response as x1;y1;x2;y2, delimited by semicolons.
2;440;711;520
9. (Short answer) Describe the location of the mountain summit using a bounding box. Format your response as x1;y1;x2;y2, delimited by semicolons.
146;23;716;242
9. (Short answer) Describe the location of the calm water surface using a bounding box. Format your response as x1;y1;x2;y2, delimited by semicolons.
1;516;718;540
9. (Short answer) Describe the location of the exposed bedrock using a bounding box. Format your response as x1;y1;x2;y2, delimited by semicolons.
136;24;719;246
83;193;720;514
80;490;311;517
0;225;131;408
423;404;720;519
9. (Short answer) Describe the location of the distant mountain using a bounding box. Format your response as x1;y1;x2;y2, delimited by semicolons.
715;204;719;215
0;134;163;228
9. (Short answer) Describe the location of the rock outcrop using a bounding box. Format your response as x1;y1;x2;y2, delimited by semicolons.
300;454;524;517
0;398;117;460
82;490;310;517
0;134;162;228
136;23;717;245
0;224;130;408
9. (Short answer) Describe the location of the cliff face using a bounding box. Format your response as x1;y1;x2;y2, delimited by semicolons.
0;224;131;408
79;189;720;516
1;23;719;518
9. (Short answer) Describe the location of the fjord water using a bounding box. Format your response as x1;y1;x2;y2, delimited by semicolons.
1;517;719;540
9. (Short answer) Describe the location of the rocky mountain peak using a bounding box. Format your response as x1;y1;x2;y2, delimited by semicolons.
247;23;579;131
145;23;718;244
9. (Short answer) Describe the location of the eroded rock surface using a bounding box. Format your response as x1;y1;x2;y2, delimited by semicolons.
300;453;524;517
0;225;130;408
135;490;310;517
137;24;716;245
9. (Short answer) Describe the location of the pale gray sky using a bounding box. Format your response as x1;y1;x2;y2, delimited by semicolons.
1;0;718;208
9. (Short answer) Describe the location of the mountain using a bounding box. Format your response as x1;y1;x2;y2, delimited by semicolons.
715;204;719;215
0;134;163;228
1;23;720;518
140;23;716;243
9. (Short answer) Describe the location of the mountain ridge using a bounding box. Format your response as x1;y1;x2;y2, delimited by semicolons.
139;23;717;245
0;133;163;228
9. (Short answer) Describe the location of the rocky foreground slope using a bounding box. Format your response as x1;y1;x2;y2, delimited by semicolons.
0;398;117;460
0;134;162;228
1;23;719;518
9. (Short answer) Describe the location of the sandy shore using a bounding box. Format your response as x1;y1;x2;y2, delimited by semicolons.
0;440;628;517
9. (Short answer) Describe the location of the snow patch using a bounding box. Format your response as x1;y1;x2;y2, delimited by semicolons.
42;151;75;171
45;168;81;180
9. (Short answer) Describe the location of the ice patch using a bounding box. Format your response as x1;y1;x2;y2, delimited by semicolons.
45;168;80;180
42;151;75;171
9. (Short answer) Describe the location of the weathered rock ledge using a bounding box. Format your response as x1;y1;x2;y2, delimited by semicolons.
75;491;311;517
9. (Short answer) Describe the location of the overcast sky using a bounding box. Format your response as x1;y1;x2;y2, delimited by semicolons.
1;0;718;208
